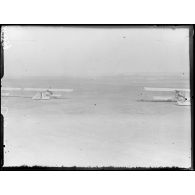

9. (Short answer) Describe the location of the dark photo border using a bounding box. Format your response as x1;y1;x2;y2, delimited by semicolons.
0;24;194;171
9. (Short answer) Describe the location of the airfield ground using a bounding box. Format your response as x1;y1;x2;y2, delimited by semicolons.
1;75;191;168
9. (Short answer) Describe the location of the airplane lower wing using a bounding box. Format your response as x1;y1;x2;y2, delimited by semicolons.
2;95;32;98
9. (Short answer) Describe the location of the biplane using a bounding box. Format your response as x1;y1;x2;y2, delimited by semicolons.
1;87;74;100
142;87;191;106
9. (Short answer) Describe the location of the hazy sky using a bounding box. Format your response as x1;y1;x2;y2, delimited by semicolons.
3;26;190;77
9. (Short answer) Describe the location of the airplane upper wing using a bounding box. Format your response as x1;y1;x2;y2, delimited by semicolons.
1;87;74;92
1;87;22;91
144;87;190;92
